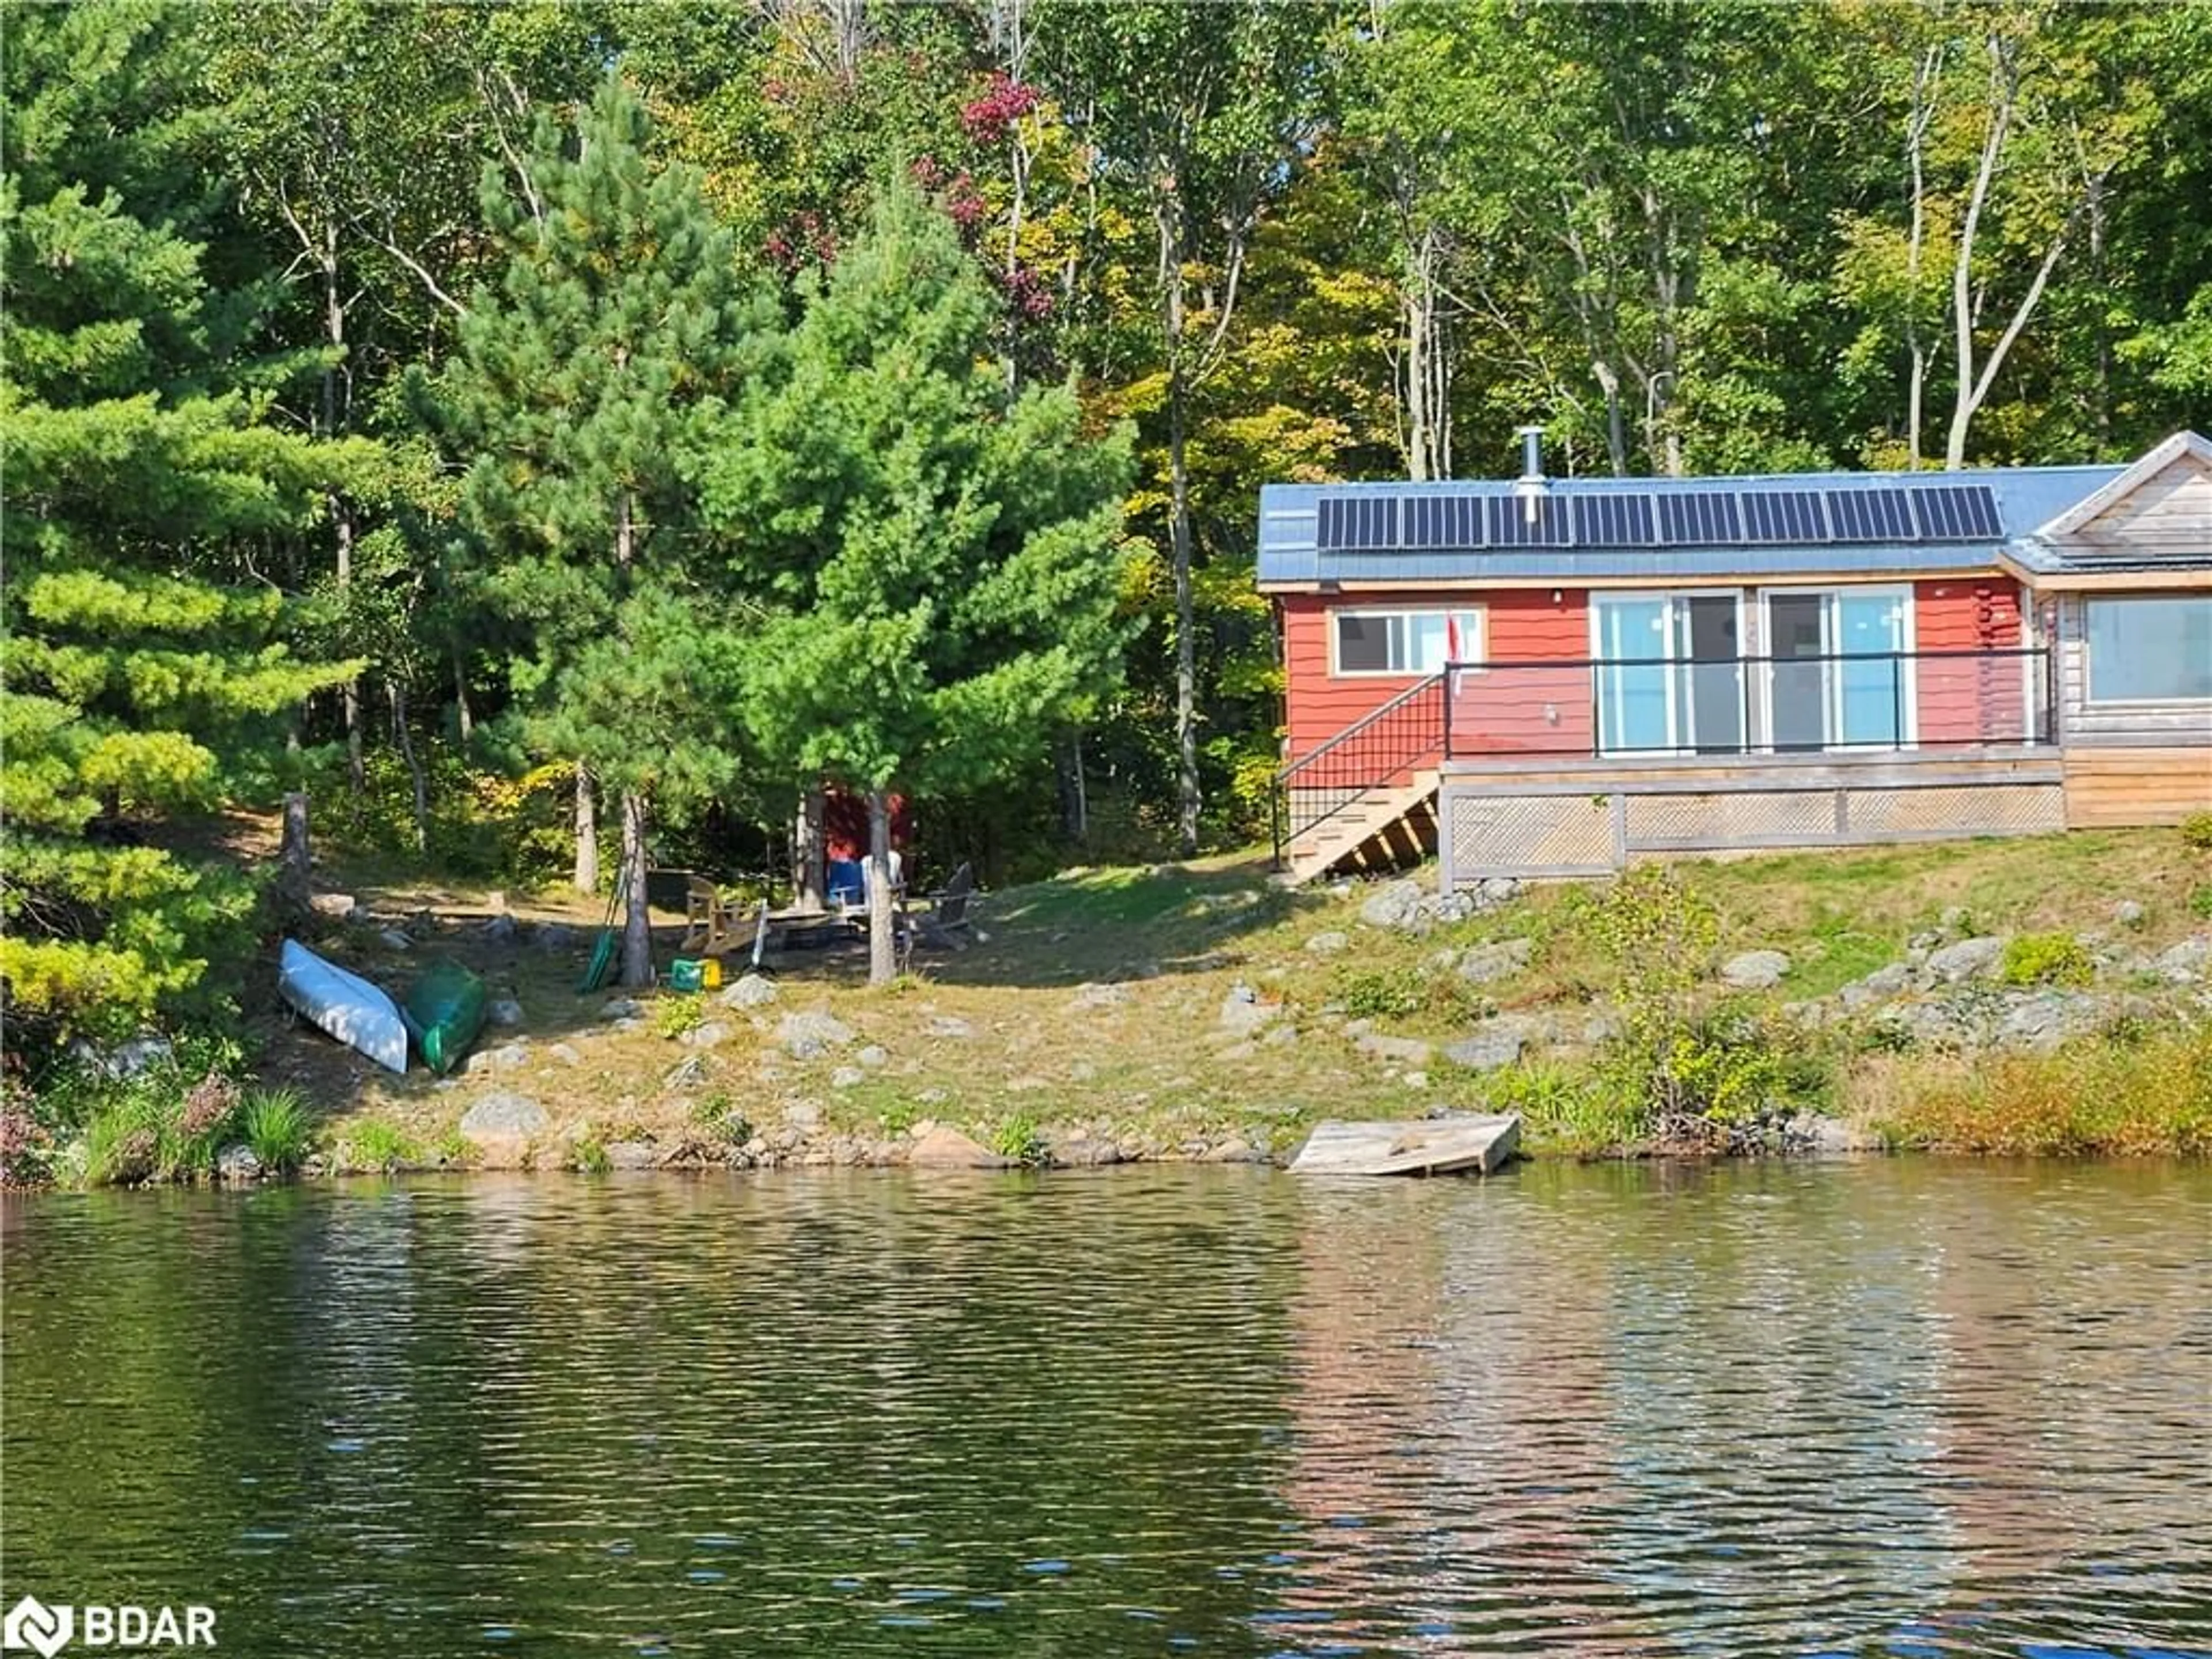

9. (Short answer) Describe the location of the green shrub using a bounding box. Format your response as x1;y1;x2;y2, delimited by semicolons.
1336;964;1477;1024
1999;931;2094;988
690;1091;752;1145
2189;882;2212;921
2181;811;2212;852
571;1132;611;1175
338;1119;419;1173
1600;1007;1829;1142
653;994;704;1040
240;1089;313;1172
987;1112;1046;1166
78;1065;242;1185
1483;1063;1646;1154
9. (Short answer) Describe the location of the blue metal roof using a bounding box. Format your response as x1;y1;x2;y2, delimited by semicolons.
1256;463;2128;586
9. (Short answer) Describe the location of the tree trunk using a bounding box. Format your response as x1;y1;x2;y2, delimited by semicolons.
452;643;475;745
1164;214;1200;857
389;680;429;854
278;791;313;919
619;788;653;988
339;503;362;793
865;787;896;987
793;787;827;911
573;766;599;893
1057;728;1089;843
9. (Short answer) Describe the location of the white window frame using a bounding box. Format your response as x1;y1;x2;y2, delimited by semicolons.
1754;584;1918;753
1588;588;1747;757
1328;605;1485;678
2081;595;2212;706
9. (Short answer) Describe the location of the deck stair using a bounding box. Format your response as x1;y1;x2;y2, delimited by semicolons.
1274;672;1448;885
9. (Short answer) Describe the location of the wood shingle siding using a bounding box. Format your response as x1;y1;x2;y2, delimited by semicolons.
2062;748;2212;826
1911;579;2029;745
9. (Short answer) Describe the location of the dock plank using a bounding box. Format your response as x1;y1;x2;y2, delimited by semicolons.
1289;1113;1521;1176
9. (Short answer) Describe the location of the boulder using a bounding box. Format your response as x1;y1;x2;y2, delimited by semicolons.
719;973;779;1010
547;1043;584;1068
1359;879;1428;933
600;998;645;1022
487;998;525;1028
678;1020;730;1049
67;1032;173;1081
2154;936;2211;984
1419;891;1478;926
662;1056;710;1091
1304;931;1351;956
1354;1032;1435;1066
906;1124;1014;1170
1068;982;1133;1010
465;1041;530;1077
1217;986;1278;1037
604;1140;658;1171
1792;1113;1884;1154
1838;963;1911;1010
1923;935;2005;984
460;1092;547;1147
1457;938;1535;984
1719;949;1792;991
1938;904;1972;934
378;929;413;952
531;922;577;952
215;1144;263;1183
1994;990;2104;1054
925;1016;975;1040
787;1101;823;1130
309;893;358;919
830;1067;866;1089
1444;1028;1524;1071
483;914;518;945
2112;899;2147;928
778;1010;855;1059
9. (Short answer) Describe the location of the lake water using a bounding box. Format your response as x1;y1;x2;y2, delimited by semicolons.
2;1162;2207;1658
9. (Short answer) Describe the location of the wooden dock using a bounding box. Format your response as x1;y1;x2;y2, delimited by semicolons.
1289;1113;1521;1177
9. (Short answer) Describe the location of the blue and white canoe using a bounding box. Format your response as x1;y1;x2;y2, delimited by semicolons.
277;938;408;1074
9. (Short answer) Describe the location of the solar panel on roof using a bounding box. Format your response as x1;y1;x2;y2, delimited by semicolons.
1741;489;1827;543
1316;496;1402;551
1577;493;1656;546
1910;484;2002;541
1656;492;1738;546
1825;488;1916;542
1403;494;1484;549
1486;494;1573;547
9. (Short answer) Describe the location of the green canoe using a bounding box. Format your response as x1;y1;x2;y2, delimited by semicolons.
400;959;488;1076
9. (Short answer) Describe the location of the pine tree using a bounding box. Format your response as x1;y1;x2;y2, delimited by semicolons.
704;183;1134;983
1;2;366;1057
423;77;767;987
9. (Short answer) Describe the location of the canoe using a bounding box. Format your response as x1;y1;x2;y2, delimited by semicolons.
277;939;408;1073
400;959;487;1076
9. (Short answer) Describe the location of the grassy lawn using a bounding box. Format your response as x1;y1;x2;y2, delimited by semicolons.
256;827;2212;1168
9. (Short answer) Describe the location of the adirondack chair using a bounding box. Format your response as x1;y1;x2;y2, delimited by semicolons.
896;862;976;963
679;878;772;969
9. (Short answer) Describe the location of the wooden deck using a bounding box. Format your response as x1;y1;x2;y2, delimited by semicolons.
1289;1113;1521;1176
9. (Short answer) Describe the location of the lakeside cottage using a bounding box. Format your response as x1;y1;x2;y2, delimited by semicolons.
1260;430;2212;885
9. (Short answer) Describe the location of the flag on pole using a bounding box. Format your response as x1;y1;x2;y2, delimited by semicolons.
1445;612;1468;702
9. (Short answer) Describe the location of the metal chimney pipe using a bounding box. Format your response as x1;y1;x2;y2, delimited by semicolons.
1517;425;1546;483
1513;425;1548;523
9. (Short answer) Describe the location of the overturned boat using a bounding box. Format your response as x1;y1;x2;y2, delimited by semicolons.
277;938;408;1074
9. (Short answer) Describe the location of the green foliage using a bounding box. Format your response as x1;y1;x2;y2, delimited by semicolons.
652;994;706;1041
1483;1063;1646;1156
2000;931;2096;988
77;1066;241;1187
1335;964;1476;1025
571;1133;612;1176
2181;812;2212;852
2190;882;2212;922
987;1111;1047;1167
238;1088;312;1172
336;1119;420;1174
689;1092;752;1146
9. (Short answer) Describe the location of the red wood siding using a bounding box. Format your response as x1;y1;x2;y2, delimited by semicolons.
1282;590;1590;763
1451;591;1594;756
1913;579;2029;745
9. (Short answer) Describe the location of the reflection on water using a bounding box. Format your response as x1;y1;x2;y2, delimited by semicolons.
2;1161;2207;1657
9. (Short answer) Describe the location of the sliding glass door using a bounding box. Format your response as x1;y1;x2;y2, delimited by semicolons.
1594;593;1744;756
1761;588;1911;752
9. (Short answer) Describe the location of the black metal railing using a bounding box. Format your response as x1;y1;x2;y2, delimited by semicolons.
1439;645;2054;761
1272;672;1446;867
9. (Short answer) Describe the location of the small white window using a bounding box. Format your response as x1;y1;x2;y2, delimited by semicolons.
1331;608;1483;676
2085;597;2212;703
